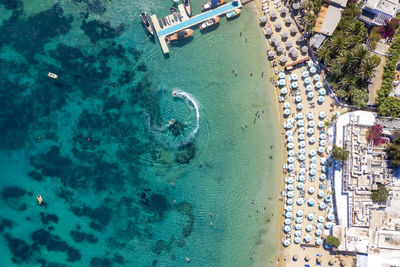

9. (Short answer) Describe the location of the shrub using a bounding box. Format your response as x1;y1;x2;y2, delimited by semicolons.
366;124;387;145
371;55;381;66
331;145;349;161
371;184;389;203
325;235;340;247
386;136;400;166
378;18;399;40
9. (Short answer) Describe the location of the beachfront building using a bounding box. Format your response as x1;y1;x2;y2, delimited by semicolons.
333;111;400;266
358;0;400;26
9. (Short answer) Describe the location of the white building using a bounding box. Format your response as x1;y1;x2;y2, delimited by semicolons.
358;0;400;25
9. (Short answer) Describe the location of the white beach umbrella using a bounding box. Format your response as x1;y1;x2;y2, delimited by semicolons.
295;113;303;120
298;127;305;134
320;157;327;165
316;81;322;88
280;6;288;13
294;217;303;224
327;214;334;221
287;177;294;184
307;60;314;68
313;74;320;81
308;198;315;206
301;46;308;54
291;73;298;81
298;175;305;182
310;66;316;73
309;149;316;157
271;36;279;44
295;224;302;230
285;205;293;212
297;183;304;190
315;229;322;236
316;223;323;229
283;225;291;232
284;122;293;129
296;197;304;205
306;224;313;232
302;71;309;78
307;91;314;99
298;134;305;141
297;209;304;217
306;84;313;92
298;154;306;161
320;174;327;181
281;87;288;95
285;40;293;48
325;222;333;229
287;142;294;149
291;50;299;58
319;202;326;210
325;195;332;203
290;25;297;34
287;185;294;192
309;169;316;176
283;102;290;109
315;238;323;246
282;239;291;247
317;216;325;223
304;77;311;84
294;230;302;237
293;2;300;9
295;95;302;103
318;190;325;198
308;186;315;194
320;140;327;146
307;112;314;120
299;141;306;148
285;211;293;218
310;156;317;163
289;46;296;54
280;56;287;63
317;96;325;103
286;130;293;136
279;79;286;86
288;164;295;171
284;218;291;225
305;234;312;243
296;35;303;43
284;108;291;116
265;27;273;35
309;163;316;170
317;146;324;154
308;121;315;128
260;16;267;23
277;45;284;53
288;149;295;156
285;17;292;24
288;157;295;164
275;22;282;29
319;112;326;119
318;88;326;95
270;11;277;18
268;50;274;57
307;212;314;220
317;121;324;128
294;236;301;244
287;118;294;124
297;103;303;110
279;72;285;79
319;133;326;140
281;31;289;39
307;128;314;135
291;81;298;89
286;198;293;205
297;120;304;127
309;137;316;144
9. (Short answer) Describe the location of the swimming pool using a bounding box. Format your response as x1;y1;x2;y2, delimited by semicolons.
158;2;239;36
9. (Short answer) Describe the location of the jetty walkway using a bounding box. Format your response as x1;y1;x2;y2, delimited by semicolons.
151;1;242;54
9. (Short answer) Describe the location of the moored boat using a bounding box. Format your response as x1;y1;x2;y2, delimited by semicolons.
158;19;164;29
182;0;192;17
226;8;241;19
201;0;226;11
140;12;154;36
200;16;220;30
166;29;194;42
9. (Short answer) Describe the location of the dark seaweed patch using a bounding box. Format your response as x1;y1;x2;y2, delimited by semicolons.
168;120;185;136
90;253;124;267
0;0;23;10
40;212;59;225
175;142;196;164
1;186;26;199
0;3;73;62
0;218;13;232
4;234;32;263
28;171;43;181
70;230;98;243
71;204;112;226
81;19;126;43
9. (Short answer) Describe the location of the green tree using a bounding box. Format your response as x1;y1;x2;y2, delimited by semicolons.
350;88;369;108
331;145;349;161
371;184;389;203
325;235;341;247
386;136;400;166
316;45;331;64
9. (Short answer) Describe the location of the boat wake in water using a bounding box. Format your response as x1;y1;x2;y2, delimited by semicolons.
146;89;200;148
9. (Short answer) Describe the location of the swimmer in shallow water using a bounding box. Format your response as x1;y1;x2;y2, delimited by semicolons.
37;195;43;205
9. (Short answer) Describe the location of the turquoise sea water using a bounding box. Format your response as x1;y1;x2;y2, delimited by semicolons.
0;0;283;266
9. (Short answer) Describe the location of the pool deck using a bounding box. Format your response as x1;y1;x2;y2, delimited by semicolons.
151;1;242;54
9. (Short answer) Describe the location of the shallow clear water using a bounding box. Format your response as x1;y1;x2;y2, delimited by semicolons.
0;1;282;266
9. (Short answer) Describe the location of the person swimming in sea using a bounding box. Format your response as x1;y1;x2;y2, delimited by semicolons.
37;195;43;205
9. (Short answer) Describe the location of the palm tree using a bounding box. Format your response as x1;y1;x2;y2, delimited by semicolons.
351;45;369;66
316;45;331;64
360;57;378;81
327;35;347;55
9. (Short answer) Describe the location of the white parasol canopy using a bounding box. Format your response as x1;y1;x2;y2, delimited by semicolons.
283;102;290;109
298;134;305;141
281;87;288;95
309;136;316;144
306;84;313;92
307;60;314;68
316;81;322;88
291;73;298;80
297;103;303;110
318;96;324;103
304;77;311;84
307;128;314;135
310;66;316;73
318;88;326;95
308;186;315;194
302;71;309;78
319;111;326;119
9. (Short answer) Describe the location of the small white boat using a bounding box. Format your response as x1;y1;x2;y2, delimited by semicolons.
48;72;58;79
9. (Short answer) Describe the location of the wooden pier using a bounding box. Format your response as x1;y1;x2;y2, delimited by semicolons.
151;1;242;55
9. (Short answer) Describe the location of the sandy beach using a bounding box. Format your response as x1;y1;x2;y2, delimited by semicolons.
252;0;356;265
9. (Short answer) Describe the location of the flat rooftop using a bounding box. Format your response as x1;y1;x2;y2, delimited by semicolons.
364;0;399;16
